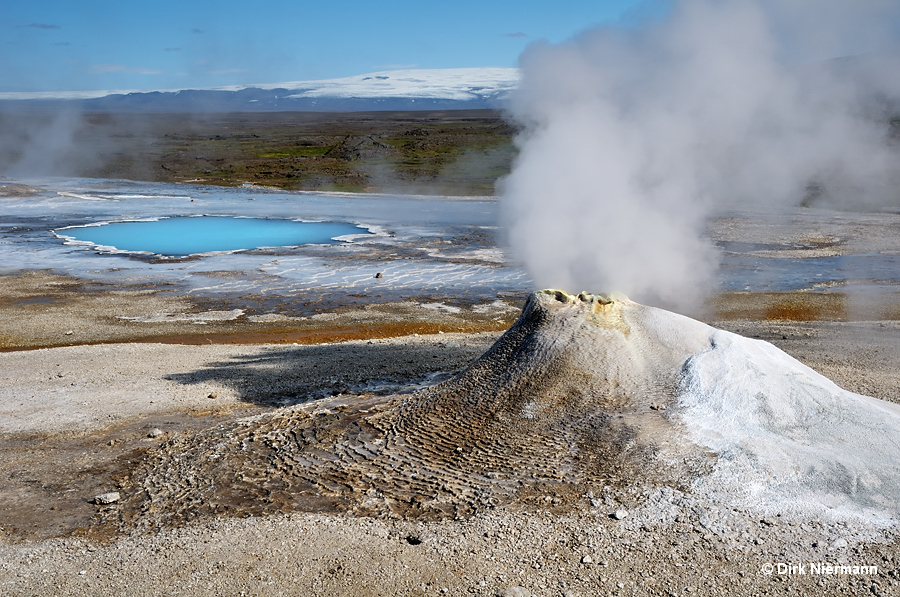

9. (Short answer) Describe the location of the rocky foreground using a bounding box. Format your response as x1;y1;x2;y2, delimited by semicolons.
1;293;900;595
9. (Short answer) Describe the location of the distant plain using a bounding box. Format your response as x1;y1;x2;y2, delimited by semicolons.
0;109;517;195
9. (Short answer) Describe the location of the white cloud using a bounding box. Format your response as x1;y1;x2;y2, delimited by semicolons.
90;64;162;75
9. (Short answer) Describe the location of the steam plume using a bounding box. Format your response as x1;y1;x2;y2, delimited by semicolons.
0;109;89;177
499;0;900;311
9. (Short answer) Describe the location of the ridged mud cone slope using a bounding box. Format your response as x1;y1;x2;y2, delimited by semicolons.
114;290;900;530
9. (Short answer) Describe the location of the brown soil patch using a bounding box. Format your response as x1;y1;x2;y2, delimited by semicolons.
131;320;513;347
0;270;519;351
708;291;883;321
0;406;263;542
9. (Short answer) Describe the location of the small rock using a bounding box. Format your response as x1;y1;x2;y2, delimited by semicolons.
93;492;120;505
581;555;594;564
497;587;530;597
147;428;164;438
590;498;602;508
208;393;218;399
612;509;629;520
64;331;74;336
831;538;848;549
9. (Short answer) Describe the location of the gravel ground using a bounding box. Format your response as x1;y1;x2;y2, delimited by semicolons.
1;316;899;596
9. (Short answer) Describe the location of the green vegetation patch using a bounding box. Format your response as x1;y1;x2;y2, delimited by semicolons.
23;110;519;195
257;146;332;158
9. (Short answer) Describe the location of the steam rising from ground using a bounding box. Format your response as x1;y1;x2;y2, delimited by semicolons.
0;109;91;177
500;0;900;310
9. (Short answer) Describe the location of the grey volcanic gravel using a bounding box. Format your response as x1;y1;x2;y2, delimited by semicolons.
1;507;898;596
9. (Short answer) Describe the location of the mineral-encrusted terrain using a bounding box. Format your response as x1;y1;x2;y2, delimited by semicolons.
2;291;899;596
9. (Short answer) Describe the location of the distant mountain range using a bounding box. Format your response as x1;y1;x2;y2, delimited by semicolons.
0;68;520;112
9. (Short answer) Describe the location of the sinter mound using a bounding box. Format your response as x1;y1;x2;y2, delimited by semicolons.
109;290;900;531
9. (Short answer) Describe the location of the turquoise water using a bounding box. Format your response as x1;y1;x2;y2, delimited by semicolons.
57;216;367;256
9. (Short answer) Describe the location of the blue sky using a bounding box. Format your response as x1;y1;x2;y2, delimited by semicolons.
2;0;652;93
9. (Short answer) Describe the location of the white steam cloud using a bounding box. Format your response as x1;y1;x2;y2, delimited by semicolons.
499;0;900;311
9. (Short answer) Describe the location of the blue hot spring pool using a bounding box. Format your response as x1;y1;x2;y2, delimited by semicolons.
55;216;369;256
